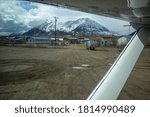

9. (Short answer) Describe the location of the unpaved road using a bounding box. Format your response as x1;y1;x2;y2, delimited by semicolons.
0;45;149;99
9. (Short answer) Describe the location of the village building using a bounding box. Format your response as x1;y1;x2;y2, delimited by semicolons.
63;37;80;44
26;37;64;45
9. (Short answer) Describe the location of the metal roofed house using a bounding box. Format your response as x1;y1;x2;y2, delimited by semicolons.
26;37;64;45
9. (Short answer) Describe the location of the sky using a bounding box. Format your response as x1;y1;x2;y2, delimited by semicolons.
0;0;135;35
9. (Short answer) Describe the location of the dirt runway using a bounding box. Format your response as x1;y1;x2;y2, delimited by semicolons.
0;45;149;99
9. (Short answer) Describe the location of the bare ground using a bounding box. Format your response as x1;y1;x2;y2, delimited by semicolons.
0;45;149;100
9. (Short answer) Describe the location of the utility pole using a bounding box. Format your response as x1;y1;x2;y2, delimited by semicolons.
54;17;58;45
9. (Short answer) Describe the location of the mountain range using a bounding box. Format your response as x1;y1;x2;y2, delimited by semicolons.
23;18;115;36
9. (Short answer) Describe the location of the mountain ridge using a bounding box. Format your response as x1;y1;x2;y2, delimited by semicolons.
23;18;115;36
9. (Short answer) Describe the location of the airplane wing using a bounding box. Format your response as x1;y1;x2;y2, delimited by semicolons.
27;0;150;99
27;0;150;26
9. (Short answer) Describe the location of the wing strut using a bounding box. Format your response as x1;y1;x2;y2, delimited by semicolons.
87;28;149;100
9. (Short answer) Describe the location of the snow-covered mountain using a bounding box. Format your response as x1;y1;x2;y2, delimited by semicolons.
70;18;110;36
24;18;113;36
37;19;55;32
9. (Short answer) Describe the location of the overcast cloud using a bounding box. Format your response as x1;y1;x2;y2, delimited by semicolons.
0;0;134;35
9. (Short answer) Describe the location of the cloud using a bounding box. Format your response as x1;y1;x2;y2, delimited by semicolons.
0;1;28;25
16;1;38;11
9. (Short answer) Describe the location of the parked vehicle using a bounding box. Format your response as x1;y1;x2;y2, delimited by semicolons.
86;40;96;50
